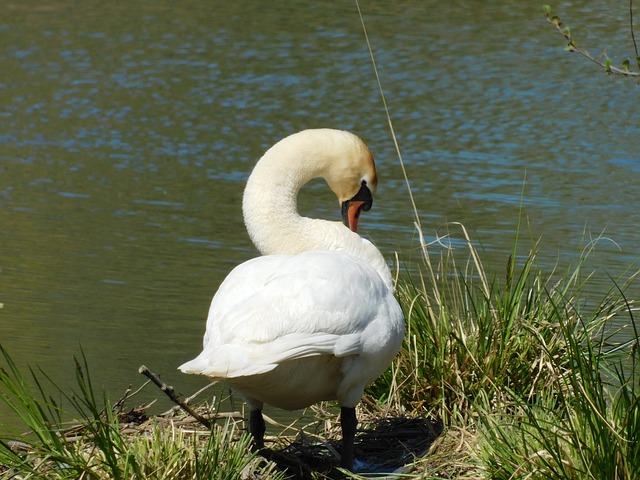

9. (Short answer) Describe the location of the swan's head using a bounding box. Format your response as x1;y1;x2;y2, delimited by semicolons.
243;129;379;254
320;130;378;233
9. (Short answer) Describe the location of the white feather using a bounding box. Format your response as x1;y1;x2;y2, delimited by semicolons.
179;129;404;411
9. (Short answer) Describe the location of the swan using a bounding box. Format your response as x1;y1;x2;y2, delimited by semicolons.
179;128;404;471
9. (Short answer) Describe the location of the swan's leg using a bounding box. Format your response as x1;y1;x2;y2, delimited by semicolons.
339;406;357;471
249;409;266;449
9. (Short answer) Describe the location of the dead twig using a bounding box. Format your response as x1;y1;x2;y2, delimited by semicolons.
112;380;151;413
138;365;212;429
161;380;218;416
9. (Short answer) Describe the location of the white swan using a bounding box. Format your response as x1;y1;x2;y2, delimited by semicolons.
179;129;404;471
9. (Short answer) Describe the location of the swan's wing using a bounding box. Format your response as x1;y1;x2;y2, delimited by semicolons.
179;250;393;378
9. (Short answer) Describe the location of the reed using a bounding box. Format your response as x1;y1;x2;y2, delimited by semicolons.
476;280;640;479
0;346;284;479
367;224;640;478
373;226;578;420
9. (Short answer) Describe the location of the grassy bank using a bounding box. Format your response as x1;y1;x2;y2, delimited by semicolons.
1;230;639;479
369;226;640;478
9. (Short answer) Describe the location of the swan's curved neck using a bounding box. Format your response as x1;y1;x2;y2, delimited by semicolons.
241;130;393;288
242;138;329;256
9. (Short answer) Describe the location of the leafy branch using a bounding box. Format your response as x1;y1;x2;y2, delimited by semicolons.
544;3;640;78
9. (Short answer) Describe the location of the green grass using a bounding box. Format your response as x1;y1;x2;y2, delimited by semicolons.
0;346;284;479
367;225;640;478
2;229;639;479
475;282;640;479
372;232;580;421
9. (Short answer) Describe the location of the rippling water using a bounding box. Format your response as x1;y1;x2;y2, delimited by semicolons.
1;1;639;427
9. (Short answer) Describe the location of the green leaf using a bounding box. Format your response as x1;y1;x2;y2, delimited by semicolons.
543;5;552;15
622;59;630;72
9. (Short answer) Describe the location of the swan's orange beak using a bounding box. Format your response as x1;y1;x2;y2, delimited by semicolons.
341;181;373;233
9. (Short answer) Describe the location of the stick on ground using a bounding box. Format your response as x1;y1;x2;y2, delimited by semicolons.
138;365;212;429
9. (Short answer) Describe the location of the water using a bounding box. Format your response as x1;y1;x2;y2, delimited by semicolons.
1;1;639;427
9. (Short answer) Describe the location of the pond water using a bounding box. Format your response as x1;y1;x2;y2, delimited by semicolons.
1;1;639;428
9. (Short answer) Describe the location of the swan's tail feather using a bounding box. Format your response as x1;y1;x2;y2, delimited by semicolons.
178;332;362;379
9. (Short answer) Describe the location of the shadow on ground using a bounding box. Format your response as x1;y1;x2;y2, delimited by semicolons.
261;416;444;479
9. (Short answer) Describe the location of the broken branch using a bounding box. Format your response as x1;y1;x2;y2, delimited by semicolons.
138;365;212;429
